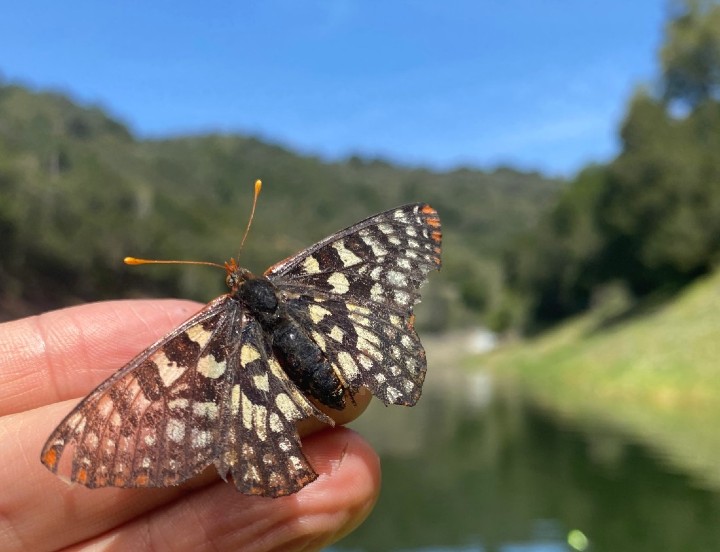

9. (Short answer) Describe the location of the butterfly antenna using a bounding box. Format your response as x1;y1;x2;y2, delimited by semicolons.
124;180;262;272
237;179;262;259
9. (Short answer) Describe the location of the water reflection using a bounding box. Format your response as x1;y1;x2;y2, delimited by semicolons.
333;353;720;551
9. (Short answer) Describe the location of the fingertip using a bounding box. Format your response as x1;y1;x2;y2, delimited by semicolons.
291;427;381;546
31;426;382;552
22;299;204;409
298;387;373;437
302;426;381;498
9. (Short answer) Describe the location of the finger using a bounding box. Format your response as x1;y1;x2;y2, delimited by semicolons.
1;402;193;551
0;299;202;416
70;428;379;552
3;403;379;552
2;299;375;549
5;398;371;548
0;299;372;423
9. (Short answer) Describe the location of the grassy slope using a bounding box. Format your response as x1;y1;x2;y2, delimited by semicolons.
480;269;720;488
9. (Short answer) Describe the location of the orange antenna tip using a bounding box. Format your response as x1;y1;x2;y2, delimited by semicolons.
237;179;263;255
124;257;226;270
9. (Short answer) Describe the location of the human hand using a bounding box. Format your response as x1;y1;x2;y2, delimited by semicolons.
0;300;380;551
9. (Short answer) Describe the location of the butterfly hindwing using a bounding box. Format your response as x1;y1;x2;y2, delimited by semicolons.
214;318;332;496
284;295;426;405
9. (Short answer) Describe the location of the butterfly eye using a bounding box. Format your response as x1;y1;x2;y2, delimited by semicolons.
226;272;238;289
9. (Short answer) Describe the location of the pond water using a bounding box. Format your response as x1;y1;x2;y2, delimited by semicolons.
332;357;720;551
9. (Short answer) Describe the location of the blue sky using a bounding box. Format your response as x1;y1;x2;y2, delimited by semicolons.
1;1;667;177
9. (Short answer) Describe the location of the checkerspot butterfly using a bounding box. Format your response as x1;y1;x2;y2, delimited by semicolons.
41;192;442;497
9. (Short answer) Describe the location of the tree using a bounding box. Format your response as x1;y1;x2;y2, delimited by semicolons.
507;0;720;329
662;0;720;108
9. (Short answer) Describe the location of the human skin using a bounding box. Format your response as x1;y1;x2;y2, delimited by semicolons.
0;299;380;552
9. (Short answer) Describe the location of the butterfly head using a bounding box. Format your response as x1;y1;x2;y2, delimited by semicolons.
224;258;254;292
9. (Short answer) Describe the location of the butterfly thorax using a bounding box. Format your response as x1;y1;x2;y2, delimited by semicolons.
231;269;347;410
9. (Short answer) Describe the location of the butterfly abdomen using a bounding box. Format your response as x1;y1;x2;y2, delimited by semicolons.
272;319;346;410
237;275;346;410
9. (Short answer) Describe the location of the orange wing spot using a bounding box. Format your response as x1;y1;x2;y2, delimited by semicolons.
114;475;127;486
421;206;441;227
135;473;150;486
76;467;88;485
407;313;416;329
42;448;58;469
431;230;442;243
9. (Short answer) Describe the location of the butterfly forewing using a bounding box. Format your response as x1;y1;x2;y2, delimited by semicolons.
42;202;441;496
265;203;441;312
42;296;231;488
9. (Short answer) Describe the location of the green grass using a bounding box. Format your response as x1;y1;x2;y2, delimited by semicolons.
478;269;720;488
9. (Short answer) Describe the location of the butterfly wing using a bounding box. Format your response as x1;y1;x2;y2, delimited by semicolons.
41;295;331;497
213;316;334;496
265;203;442;405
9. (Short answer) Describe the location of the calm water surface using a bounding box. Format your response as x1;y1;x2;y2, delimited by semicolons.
332;353;720;552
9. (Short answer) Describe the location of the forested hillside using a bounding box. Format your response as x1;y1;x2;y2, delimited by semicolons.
0;83;562;326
